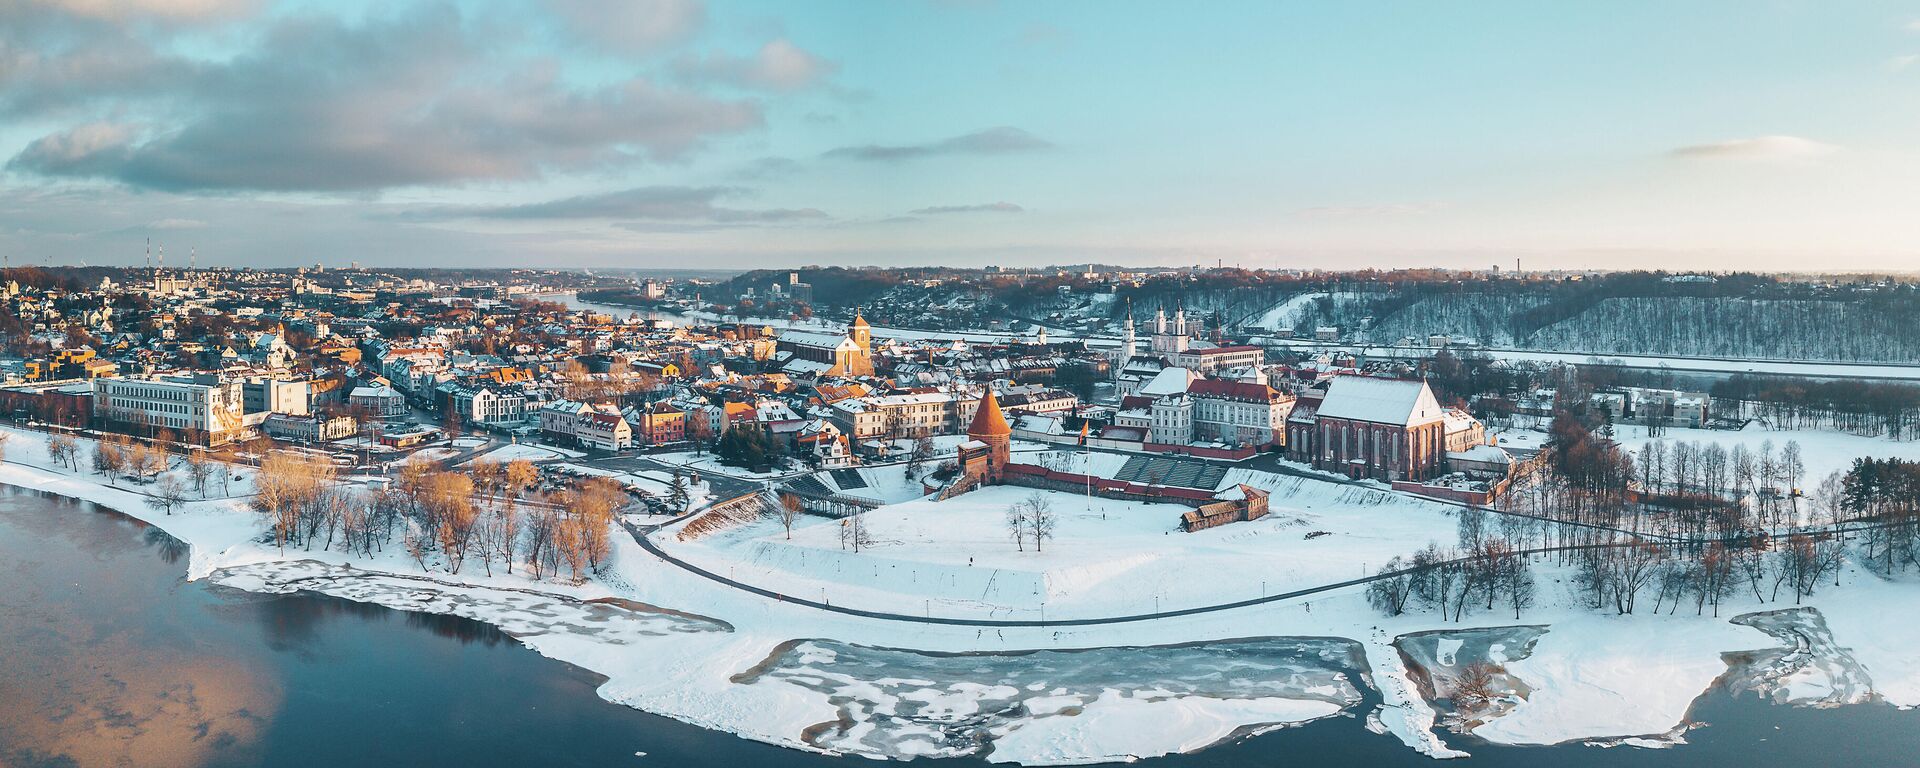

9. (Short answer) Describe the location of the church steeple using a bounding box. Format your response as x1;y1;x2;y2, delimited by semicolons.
848;308;872;352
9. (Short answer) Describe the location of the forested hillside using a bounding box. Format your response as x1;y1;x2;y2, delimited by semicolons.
1259;286;1920;362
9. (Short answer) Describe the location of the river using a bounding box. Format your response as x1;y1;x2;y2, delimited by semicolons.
7;484;1920;767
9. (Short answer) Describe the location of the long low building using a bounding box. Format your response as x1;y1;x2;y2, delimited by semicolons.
94;374;247;445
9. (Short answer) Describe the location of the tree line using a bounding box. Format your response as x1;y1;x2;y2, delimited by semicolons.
249;454;628;583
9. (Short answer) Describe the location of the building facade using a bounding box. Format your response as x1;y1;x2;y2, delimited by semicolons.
94;374;246;445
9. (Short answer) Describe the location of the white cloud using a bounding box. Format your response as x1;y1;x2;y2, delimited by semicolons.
1667;135;1838;161
547;0;704;55
26;0;255;21
1889;54;1920;72
675;39;837;91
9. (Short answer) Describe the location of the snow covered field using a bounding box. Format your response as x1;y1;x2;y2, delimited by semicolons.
664;483;1466;620
1611;422;1920;487
16;421;1920;764
464;442;586;465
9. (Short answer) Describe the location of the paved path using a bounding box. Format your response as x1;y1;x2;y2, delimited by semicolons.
623;514;1630;628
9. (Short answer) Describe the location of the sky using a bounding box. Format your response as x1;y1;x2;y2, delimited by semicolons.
3;0;1920;272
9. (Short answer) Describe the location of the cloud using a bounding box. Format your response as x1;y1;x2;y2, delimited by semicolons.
1667;135;1838;161
1907;19;1920;32
823;126;1054;161
1890;54;1919;72
675;39;837;91
403;186;825;225
731;156;800;180
22;0;256;22
546;0;704;55
8;121;138;175
910;201;1024;214
4;4;762;192
147;217;207;229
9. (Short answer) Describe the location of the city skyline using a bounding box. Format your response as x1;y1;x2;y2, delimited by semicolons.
5;0;1920;271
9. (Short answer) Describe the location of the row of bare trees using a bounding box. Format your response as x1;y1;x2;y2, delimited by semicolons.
1635;438;1803;504
1368;539;1537;621
249;454;628;583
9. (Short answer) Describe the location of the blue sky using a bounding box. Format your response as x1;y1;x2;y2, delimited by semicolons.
2;0;1918;271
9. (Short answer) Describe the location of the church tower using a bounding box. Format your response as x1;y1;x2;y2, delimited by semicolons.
1153;303;1191;354
848;310;872;355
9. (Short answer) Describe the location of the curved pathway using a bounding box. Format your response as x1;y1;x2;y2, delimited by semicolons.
623;516;1624;628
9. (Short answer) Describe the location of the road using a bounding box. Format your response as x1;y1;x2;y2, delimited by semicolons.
577;453;776;500
622;512;1632;628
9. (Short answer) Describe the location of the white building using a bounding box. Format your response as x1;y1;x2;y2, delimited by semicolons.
94;374;246;445
349;385;408;418
243;376;314;416
1149;394;1193;445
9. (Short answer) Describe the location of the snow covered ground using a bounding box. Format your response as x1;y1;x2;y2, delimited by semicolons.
550;462;715;508
18;421;1920;764
463;441;586;465
1611;422;1920;487
1248;291;1334;331
661;483;1465;620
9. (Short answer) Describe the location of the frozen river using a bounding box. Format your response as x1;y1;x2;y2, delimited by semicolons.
9;483;1920;766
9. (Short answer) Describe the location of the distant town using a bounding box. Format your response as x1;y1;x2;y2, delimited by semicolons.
8;261;1920;764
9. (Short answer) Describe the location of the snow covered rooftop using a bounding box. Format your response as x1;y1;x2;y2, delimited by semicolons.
1139;366;1197;398
1315;375;1442;426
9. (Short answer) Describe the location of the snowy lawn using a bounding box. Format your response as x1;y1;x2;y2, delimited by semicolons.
1612;423;1920;487
463;442;586;465
661;481;1464;620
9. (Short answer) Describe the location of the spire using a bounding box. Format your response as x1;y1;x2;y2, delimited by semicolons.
967;389;1011;438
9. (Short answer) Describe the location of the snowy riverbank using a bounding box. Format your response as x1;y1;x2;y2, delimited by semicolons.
11;422;1920;764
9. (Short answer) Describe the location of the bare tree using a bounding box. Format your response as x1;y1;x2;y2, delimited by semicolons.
1452;662;1500;713
1366;556;1416;616
1502;553;1536;619
47;434;77;470
426;471;478;573
185;450;214;497
839;508;873;552
777;492;803;540
145;475;189;516
907;436;935;479
573;476;624;569
1005;500;1029;552
93;437;125;485
1026;492;1056;553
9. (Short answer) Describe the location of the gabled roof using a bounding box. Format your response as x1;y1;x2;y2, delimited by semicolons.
1315;375;1442;427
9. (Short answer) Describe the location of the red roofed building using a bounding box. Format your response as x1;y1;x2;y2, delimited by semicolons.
1187;378;1295;448
636;401;686;446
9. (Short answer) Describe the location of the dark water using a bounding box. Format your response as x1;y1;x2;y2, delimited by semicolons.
8;484;1920;767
